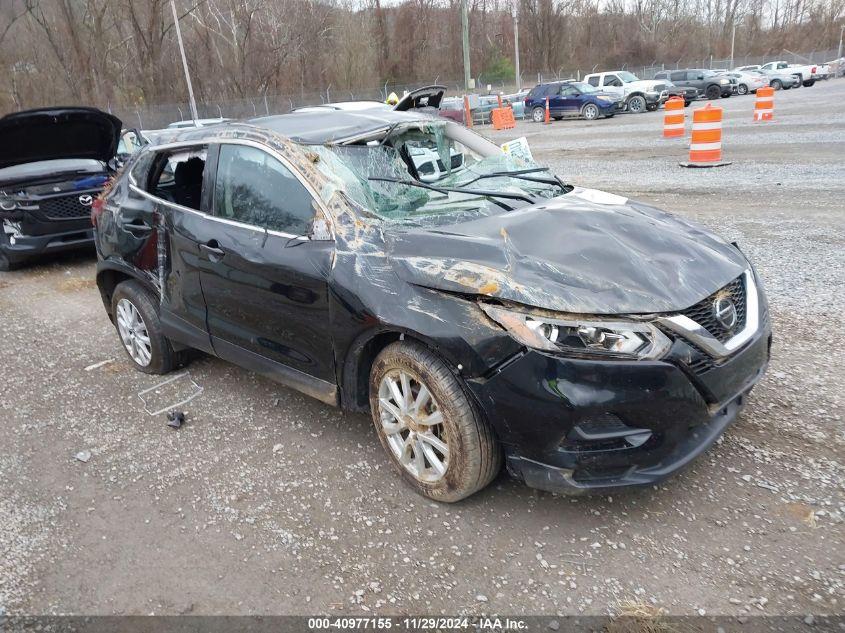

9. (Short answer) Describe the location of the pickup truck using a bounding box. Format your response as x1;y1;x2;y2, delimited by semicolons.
760;61;819;87
583;71;668;114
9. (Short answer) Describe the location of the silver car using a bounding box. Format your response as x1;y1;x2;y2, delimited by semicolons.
734;66;799;90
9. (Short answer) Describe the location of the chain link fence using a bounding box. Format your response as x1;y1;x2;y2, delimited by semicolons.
106;48;841;130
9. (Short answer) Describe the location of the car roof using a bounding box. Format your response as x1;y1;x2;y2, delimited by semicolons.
249;109;434;144
145;110;435;148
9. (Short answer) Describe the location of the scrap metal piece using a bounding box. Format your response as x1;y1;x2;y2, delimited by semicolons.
166;410;185;429
137;372;203;417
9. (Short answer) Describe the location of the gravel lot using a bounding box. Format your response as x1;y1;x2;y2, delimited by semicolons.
1;81;843;618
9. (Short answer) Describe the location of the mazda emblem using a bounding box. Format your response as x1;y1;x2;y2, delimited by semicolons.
713;297;738;330
78;194;93;207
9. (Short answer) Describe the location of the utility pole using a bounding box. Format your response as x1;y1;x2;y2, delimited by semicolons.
170;0;199;125
730;22;736;69
513;5;520;91
839;25;844;60
461;0;471;92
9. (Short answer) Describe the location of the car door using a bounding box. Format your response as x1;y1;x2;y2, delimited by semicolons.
670;71;688;87
123;144;215;354
557;85;583;116
197;141;336;398
601;74;624;99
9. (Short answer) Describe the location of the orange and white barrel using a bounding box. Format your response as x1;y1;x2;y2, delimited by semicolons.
754;86;774;122
544;96;550;124
663;96;685;138
688;103;723;164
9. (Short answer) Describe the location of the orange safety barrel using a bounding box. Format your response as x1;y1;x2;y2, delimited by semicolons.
544;96;550;124
491;107;516;130
463;95;473;128
663;96;685;138
680;103;731;168
754;86;774;122
688;103;723;164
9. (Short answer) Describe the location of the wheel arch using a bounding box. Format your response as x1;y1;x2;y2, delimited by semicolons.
340;327;460;413
96;262;159;321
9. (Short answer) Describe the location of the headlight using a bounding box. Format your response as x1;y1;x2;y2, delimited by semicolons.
480;304;671;360
719;78;729;84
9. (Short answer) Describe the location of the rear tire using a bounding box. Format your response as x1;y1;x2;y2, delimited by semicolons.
111;280;179;375
531;107;546;123
369;341;501;503
803;79;815;87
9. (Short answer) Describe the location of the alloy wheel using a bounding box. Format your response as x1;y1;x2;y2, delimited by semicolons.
116;298;152;366
627;96;645;113
583;104;599;120
377;370;449;483
532;107;545;123
738;84;748;95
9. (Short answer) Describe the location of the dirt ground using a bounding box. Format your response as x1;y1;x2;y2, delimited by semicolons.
1;80;843;618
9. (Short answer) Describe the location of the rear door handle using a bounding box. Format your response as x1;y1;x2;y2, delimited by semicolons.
200;240;225;258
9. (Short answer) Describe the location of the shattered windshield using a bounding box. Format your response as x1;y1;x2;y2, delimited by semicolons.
313;121;566;227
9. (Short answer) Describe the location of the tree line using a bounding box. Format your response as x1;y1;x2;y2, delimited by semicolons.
0;0;842;113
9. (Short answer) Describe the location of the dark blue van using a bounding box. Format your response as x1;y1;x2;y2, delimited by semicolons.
524;81;623;122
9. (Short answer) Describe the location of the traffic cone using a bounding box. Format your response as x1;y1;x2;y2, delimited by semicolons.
662;96;685;138
753;86;774;122
680;103;731;168
544;96;550;124
463;95;473;128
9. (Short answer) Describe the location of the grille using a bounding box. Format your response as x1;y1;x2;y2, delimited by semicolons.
681;275;747;343
39;194;92;220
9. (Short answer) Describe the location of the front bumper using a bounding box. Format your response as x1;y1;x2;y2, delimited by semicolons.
468;325;771;494
1;226;94;264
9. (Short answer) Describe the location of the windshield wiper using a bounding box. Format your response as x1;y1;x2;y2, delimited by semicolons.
457;168;571;192
368;176;535;209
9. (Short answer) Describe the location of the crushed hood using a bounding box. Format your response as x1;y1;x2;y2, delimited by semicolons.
385;188;748;315
0;107;122;170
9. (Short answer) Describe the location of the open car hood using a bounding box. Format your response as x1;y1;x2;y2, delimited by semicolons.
394;86;446;111
385;188;748;315
0;107;122;170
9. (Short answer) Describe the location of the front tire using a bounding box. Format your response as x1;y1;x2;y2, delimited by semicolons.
737;83;749;95
626;95;646;113
646;103;658;112
582;103;599;120
369;341;501;502
531;107;546;123
770;79;783;90
111;280;179;374
0;250;19;272
705;85;721;100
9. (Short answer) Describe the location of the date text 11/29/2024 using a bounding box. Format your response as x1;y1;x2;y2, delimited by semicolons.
307;617;528;630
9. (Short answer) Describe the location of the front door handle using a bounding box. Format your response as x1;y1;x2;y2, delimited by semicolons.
200;240;225;258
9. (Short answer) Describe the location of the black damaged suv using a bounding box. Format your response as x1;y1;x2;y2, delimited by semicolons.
0;107;121;270
94;110;771;502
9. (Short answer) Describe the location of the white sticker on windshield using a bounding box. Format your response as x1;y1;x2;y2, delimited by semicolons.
500;137;534;164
